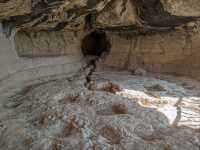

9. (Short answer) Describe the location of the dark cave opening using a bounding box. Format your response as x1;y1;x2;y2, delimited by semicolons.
81;31;110;56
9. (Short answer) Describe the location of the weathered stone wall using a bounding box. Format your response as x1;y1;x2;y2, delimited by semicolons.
0;0;31;19
102;25;200;80
161;0;200;16
96;0;137;28
0;26;85;100
14;30;81;57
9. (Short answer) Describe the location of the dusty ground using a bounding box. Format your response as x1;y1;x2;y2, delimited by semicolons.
0;62;199;150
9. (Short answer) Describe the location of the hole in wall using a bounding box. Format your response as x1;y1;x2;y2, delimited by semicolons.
81;31;111;57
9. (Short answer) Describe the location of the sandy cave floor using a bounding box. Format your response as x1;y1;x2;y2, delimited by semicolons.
0;66;199;150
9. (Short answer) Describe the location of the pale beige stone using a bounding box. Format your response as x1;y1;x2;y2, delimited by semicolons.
96;0;137;28
161;0;200;16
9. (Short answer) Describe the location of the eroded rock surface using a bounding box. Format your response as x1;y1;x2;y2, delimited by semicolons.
101;23;200;80
0;0;200;33
0;1;200;150
161;0;200;16
0;66;199;150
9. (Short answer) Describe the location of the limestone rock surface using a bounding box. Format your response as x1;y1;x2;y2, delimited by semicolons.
161;0;200;16
0;69;199;150
0;0;200;32
0;1;200;150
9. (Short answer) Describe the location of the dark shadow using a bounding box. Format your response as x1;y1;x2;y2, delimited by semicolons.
81;31;110;56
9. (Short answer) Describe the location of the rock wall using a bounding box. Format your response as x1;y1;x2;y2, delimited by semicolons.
12;22;200;81
101;24;200;80
14;30;81;57
0;25;85;99
161;0;200;16
1;0;200;92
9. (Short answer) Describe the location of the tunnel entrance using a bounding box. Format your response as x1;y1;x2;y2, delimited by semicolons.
81;31;110;56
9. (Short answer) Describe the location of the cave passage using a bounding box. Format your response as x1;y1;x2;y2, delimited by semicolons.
81;31;110;56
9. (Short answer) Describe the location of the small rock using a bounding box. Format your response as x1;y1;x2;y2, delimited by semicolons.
133;68;147;76
187;22;196;29
134;124;154;139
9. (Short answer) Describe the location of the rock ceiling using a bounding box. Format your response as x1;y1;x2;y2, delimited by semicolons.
0;0;200;35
